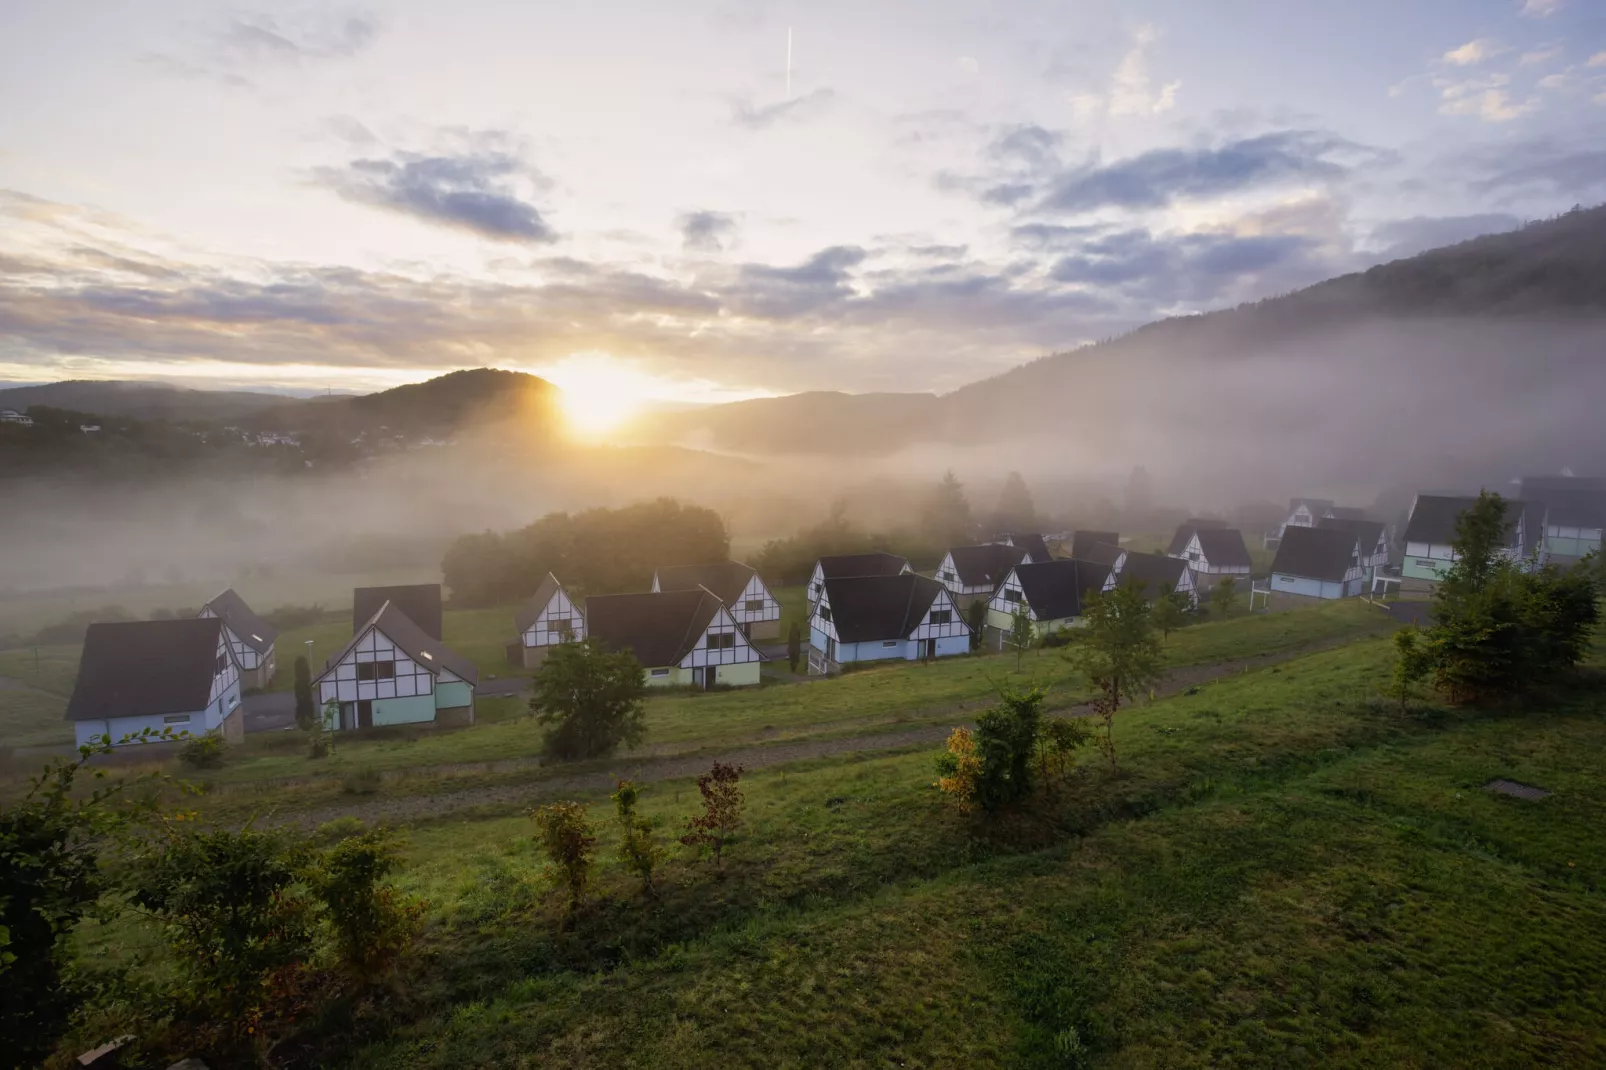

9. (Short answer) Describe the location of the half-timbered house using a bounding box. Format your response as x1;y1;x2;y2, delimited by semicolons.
66;618;243;748
510;573;584;669
1518;475;1606;562
1316;516;1390;582
808;574;970;674
1167;527;1252;598
1264;498;1334;549
807;552;911;607
1401;494;1534;584
992;533;1054;564
353;584;444;641
587;587;764;688
986;559;1112;647
1165;518;1228;556
198;588;278;690
935;543;1028;610
316;601;478;730
1108;551;1197;607
1268;525;1364;600
653;561;782;640
1070;530;1120;561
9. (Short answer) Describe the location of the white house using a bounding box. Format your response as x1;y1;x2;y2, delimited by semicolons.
66;618;243;748
1166;526;1252;597
991;533;1054;564
1400;494;1534;585
316;601;478;730
935;543;1027;609
1518;475;1605;562
809;574;970;674
653;560;781;640
1315;516;1390;582
1107;550;1198;607
808;552;910;607
1264;498;1334;549
0;408;33;426
198;588;278;690
587;587;764;688
986;559;1113;647
511;573;584;669
1268;525;1365;600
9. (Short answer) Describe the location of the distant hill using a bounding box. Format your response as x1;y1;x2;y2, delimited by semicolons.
244;368;562;439
0;380;297;422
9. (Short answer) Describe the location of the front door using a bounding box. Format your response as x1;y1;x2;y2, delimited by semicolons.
702;666;717;690
357;700;373;729
923;638;936;660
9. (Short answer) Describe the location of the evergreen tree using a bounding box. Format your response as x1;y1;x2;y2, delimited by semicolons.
293;655;316;731
995;471;1036;533
921;470;974;546
966;597;988;651
1151;584;1187;642
786;620;802;673
1210;575;1239;619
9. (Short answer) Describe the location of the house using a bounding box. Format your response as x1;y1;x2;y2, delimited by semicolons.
1264;498;1334;549
0;408;33;426
1323;505;1368;522
1268;525;1365;601
1316;516;1390;582
1164;518;1228;556
66;618;243;748
1518;476;1606;562
807;552;910;606
1080;540;1127;570
510;573;584;669
586;587;764;688
353;584;443;641
1166;526;1251;597
1401;494;1533;584
1108;551;1197;607
809;574;970;674
935;543;1028;610
198;588;278;689
986;559;1112;647
652;560;782;640
992;533;1054;564
1071;530;1119;561
316;600;478;730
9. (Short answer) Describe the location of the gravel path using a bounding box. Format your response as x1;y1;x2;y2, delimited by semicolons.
282;631;1373;828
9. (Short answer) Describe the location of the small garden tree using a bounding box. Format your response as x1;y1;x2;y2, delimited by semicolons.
309;828;423;981
934;727;982;811
1036;716;1093;793
528;637;648;761
531;802;596;917
971;686;1046;810
611;780;663;897
681;762;744;868
1391;626;1432;712
1210;576;1239;619
1073;583;1163;773
293;655;316;731
787;620;802;673
1008;603;1035;669
1151;585;1187;643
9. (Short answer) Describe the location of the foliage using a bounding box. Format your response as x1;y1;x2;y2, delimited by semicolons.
967;598;988;651
265;603;329;631
934;727;982;811
1008;603;1035;669
1036;717;1093;791
309;828;423;980
531;802;596;915
1210;575;1239;619
1391;626;1432;711
307;698;337;758
994;471;1036;533
753;501;945;585
1073;583;1163;772
528;637;648;761
1151;584;1188;642
787;620;802;674
682;762;745;867
971;687;1047;811
178;733;227;770
920;469;975;547
293;654;317;731
611;780;663;897
442;498;730;607
24;605;135;647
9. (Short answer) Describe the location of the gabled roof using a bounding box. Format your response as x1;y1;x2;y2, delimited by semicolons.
944;543;1027;588
585;588;726;668
1317;516;1387;554
815;552;910;580
1288;497;1334;515
1165;518;1227;555
1115;552;1190;596
1271;525;1360;583
1082;541;1126;568
1010;559;1112;621
1402;495;1523;548
999;533;1053;564
1324;506;1368;521
67;618;224;722
202;588;278;654
354;584;443;641
655;561;759;606
1520;481;1606;529
821;574;955;643
1071;530;1119;560
326;600;479;685
1191;528;1252;569
514;573;568;633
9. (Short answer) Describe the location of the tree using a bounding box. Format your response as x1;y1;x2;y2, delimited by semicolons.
1392;626;1432;712
967;597;988;651
681;762;744;868
1151;584;1188;643
995;471;1036;532
611;780;663;897
293;654;316;731
971;687;1046;810
1036;717;1093;794
531;802;596;916
787;620;802;673
1210;575;1239;619
528;637;648;761
309;828;422;981
1008;602;1035;669
1073;583;1163;773
934;727;982;811
921;469;974;546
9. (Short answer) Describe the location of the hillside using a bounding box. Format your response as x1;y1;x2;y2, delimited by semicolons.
0;380;298;422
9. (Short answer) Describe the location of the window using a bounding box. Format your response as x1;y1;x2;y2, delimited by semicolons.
706;631;736;649
745;598;764;612
929;609;952;625
882;639;899;648
819;606;832;622
215;654;227;673
163;714;190;724
938;569;952;581
649;668;670;678
356;660;396;681
1003;588;1021;603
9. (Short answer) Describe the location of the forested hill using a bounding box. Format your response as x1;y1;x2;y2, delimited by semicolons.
0;380;294;422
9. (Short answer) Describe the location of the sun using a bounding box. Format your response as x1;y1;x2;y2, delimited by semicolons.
542;355;650;438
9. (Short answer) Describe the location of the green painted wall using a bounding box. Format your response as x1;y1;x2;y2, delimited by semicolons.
1402;557;1449;581
1548;535;1601;558
716;662;761;687
372;694;437;727
435;681;474;709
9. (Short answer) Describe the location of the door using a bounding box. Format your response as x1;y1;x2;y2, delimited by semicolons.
923;638;936;660
357;700;373;729
702;666;717;690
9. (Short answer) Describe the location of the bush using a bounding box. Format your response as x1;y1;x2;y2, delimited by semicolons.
612;780;663;897
341;769;382;795
528;638;648;762
681;763;745;868
532;802;596;916
177;734;227;770
309;828;423;980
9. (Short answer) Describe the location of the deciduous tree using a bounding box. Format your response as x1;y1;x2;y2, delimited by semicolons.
528;637;648;761
681;762;744;868
787;620;802;673
531;802;596;916
1210;575;1239;619
1151;584;1187;642
1073;584;1163;772
1008;602;1035;669
611;780;663;897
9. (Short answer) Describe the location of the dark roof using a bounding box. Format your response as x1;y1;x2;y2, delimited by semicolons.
67;618;224;721
815;552;909;580
1071;530;1119;560
1519;475;1605;497
1011;559;1112;621
1165;519;1228;555
202;588;277;654
821;574;956;643
944;543;1026;588
353;584;442;641
1000;533;1052;564
1271;525;1360;583
513;573;566;633
585;588;726;668
326;600;478;685
1524;486;1606;529
1402;495;1523;548
1324;506;1367;521
655;561;759;606
1194;528;1253;569
1116;552;1190;597
1082;541;1126;568
1317;516;1386;554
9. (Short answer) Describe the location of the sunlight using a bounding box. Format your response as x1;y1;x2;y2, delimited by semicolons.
540;355;654;438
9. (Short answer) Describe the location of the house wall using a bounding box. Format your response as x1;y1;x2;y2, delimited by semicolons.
1403;540;1456;581
1269;573;1349;599
75;665;242;749
1546;525;1603;559
680;606;764;672
716;661;762;686
436;680;474;709
370;694;438;727
317;624;444;729
521;587;584;649
724;573;783;639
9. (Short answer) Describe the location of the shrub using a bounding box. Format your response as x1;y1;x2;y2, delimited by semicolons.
531;802;596;916
309;829;422;981
1037;716;1093;790
612;780;663;897
972;687;1046;810
934;727;981;811
177;734;226;770
681;762;745;868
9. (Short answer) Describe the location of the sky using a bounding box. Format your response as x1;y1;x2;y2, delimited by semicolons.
2;0;1606;407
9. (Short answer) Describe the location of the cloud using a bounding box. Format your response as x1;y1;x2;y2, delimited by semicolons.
1070;23;1181;120
1443;39;1505;66
1369;213;1522;258
1034;131;1369;215
1520;0;1562;16
315;138;557;243
1465;139;1606;197
731;88;835;130
1521;45;1562;65
1008;223;1110;251
1046;227;1334;308
218;9;379;62
957;56;980;76
719;245;867;318
679;210;739;252
1435;75;1536;122
1589;51;1606;68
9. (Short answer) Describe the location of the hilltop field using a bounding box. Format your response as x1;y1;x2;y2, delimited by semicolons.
11;597;1606;1067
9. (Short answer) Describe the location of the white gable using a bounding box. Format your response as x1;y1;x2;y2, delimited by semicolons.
317;624;437;705
908;586;969;641
680;604;764;668
988;567;1037;621
523;585;584;648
